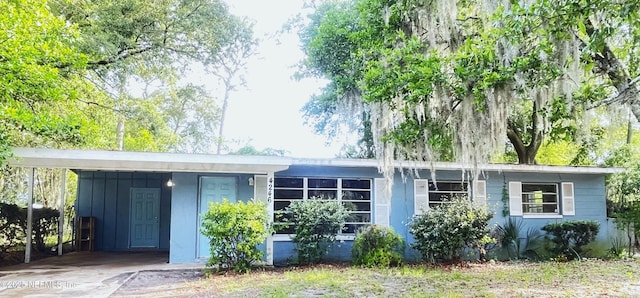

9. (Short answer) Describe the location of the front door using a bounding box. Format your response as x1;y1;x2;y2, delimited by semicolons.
198;176;237;258
129;188;161;248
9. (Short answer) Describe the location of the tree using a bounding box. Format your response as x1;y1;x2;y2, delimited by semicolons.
205;18;258;154
151;84;221;153
228;145;286;156
0;0;89;163
50;0;241;151
298;0;640;173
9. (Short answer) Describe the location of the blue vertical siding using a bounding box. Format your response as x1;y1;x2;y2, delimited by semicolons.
75;171;172;251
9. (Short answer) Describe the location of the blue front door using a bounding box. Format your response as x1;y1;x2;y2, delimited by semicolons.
129;188;161;248
198;176;237;258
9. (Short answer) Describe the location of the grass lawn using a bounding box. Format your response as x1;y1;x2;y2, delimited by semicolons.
170;259;640;297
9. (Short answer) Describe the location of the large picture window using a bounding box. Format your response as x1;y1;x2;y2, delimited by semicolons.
273;177;372;234
521;183;558;214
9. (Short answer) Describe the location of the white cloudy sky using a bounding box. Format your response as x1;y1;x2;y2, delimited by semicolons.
198;1;349;158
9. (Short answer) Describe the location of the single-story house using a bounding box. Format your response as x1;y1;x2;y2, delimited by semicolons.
9;147;622;264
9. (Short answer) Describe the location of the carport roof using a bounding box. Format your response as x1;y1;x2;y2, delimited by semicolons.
8;147;292;174
8;147;622;175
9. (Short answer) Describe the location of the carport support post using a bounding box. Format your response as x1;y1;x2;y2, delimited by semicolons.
266;171;274;266
58;169;67;256
25;167;35;264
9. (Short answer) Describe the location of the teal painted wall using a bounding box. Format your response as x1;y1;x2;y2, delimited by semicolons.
76;171;172;251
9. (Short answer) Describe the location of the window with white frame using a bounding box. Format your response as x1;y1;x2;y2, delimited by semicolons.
273;177;372;234
522;183;558;214
415;179;486;215
508;181;574;217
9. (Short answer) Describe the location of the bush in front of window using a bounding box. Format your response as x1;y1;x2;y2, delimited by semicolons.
201;199;271;273
351;225;404;267
285;197;350;265
409;196;494;263
541;220;600;260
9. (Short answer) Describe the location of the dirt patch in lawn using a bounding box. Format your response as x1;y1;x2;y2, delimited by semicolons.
110;269;204;297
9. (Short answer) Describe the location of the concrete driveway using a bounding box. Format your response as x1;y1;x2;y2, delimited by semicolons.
0;251;203;298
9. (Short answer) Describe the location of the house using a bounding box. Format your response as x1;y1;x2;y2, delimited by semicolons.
9;147;621;264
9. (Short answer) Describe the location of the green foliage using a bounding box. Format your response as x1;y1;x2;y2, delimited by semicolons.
607;237;628;259
541;220;600;260
408;196;494;263
284;197;350;265
605;155;640;256
0;202;60;255
298;0;640;167
200;199;270;273
229;145;286;156
495;217;543;260
351;225;404;267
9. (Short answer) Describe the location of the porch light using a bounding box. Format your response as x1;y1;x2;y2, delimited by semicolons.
248;177;254;186
166;179;175;187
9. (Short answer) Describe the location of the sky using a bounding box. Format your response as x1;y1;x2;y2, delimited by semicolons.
198;1;347;158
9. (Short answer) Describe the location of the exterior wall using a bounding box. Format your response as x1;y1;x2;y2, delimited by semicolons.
271;165;383;264
486;172;610;241
76;165;612;264
169;172;256;263
76;171;172;251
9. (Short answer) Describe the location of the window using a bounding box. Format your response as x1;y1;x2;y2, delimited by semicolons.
521;183;558;214
428;181;468;207
273;177;372;234
508;181;574;217
414;179;482;215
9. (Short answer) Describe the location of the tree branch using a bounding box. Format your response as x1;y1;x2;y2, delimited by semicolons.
588;75;640;109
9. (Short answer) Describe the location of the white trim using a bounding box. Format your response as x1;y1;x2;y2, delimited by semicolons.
10;147;291;173
561;182;575;216
25;168;34;264
473;180;487;206
508;181;523;216
414;179;429;215
266;172;275;266
10;147;621;174
523;214;563;219
374;178;390;227
58;169;66;256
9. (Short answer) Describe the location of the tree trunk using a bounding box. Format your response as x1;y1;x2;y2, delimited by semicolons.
216;83;230;155
506;100;543;165
116;117;125;151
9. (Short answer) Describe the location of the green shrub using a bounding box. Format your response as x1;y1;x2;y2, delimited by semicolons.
0;202;59;255
541;220;600;260
607;236;628;259
495;217;543;260
200;199;270;273
285;197;349;265
352;225;404;267
408;196;494;263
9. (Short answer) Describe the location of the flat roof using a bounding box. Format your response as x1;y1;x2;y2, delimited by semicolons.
8;148;291;174
8;147;623;175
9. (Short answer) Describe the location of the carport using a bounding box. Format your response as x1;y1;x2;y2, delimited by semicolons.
0;251;203;297
8;147;291;265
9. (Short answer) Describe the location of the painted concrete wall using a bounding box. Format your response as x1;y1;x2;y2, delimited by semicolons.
270;167;612;264
168;172;256;263
76;171;172;251
76;165;613;264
